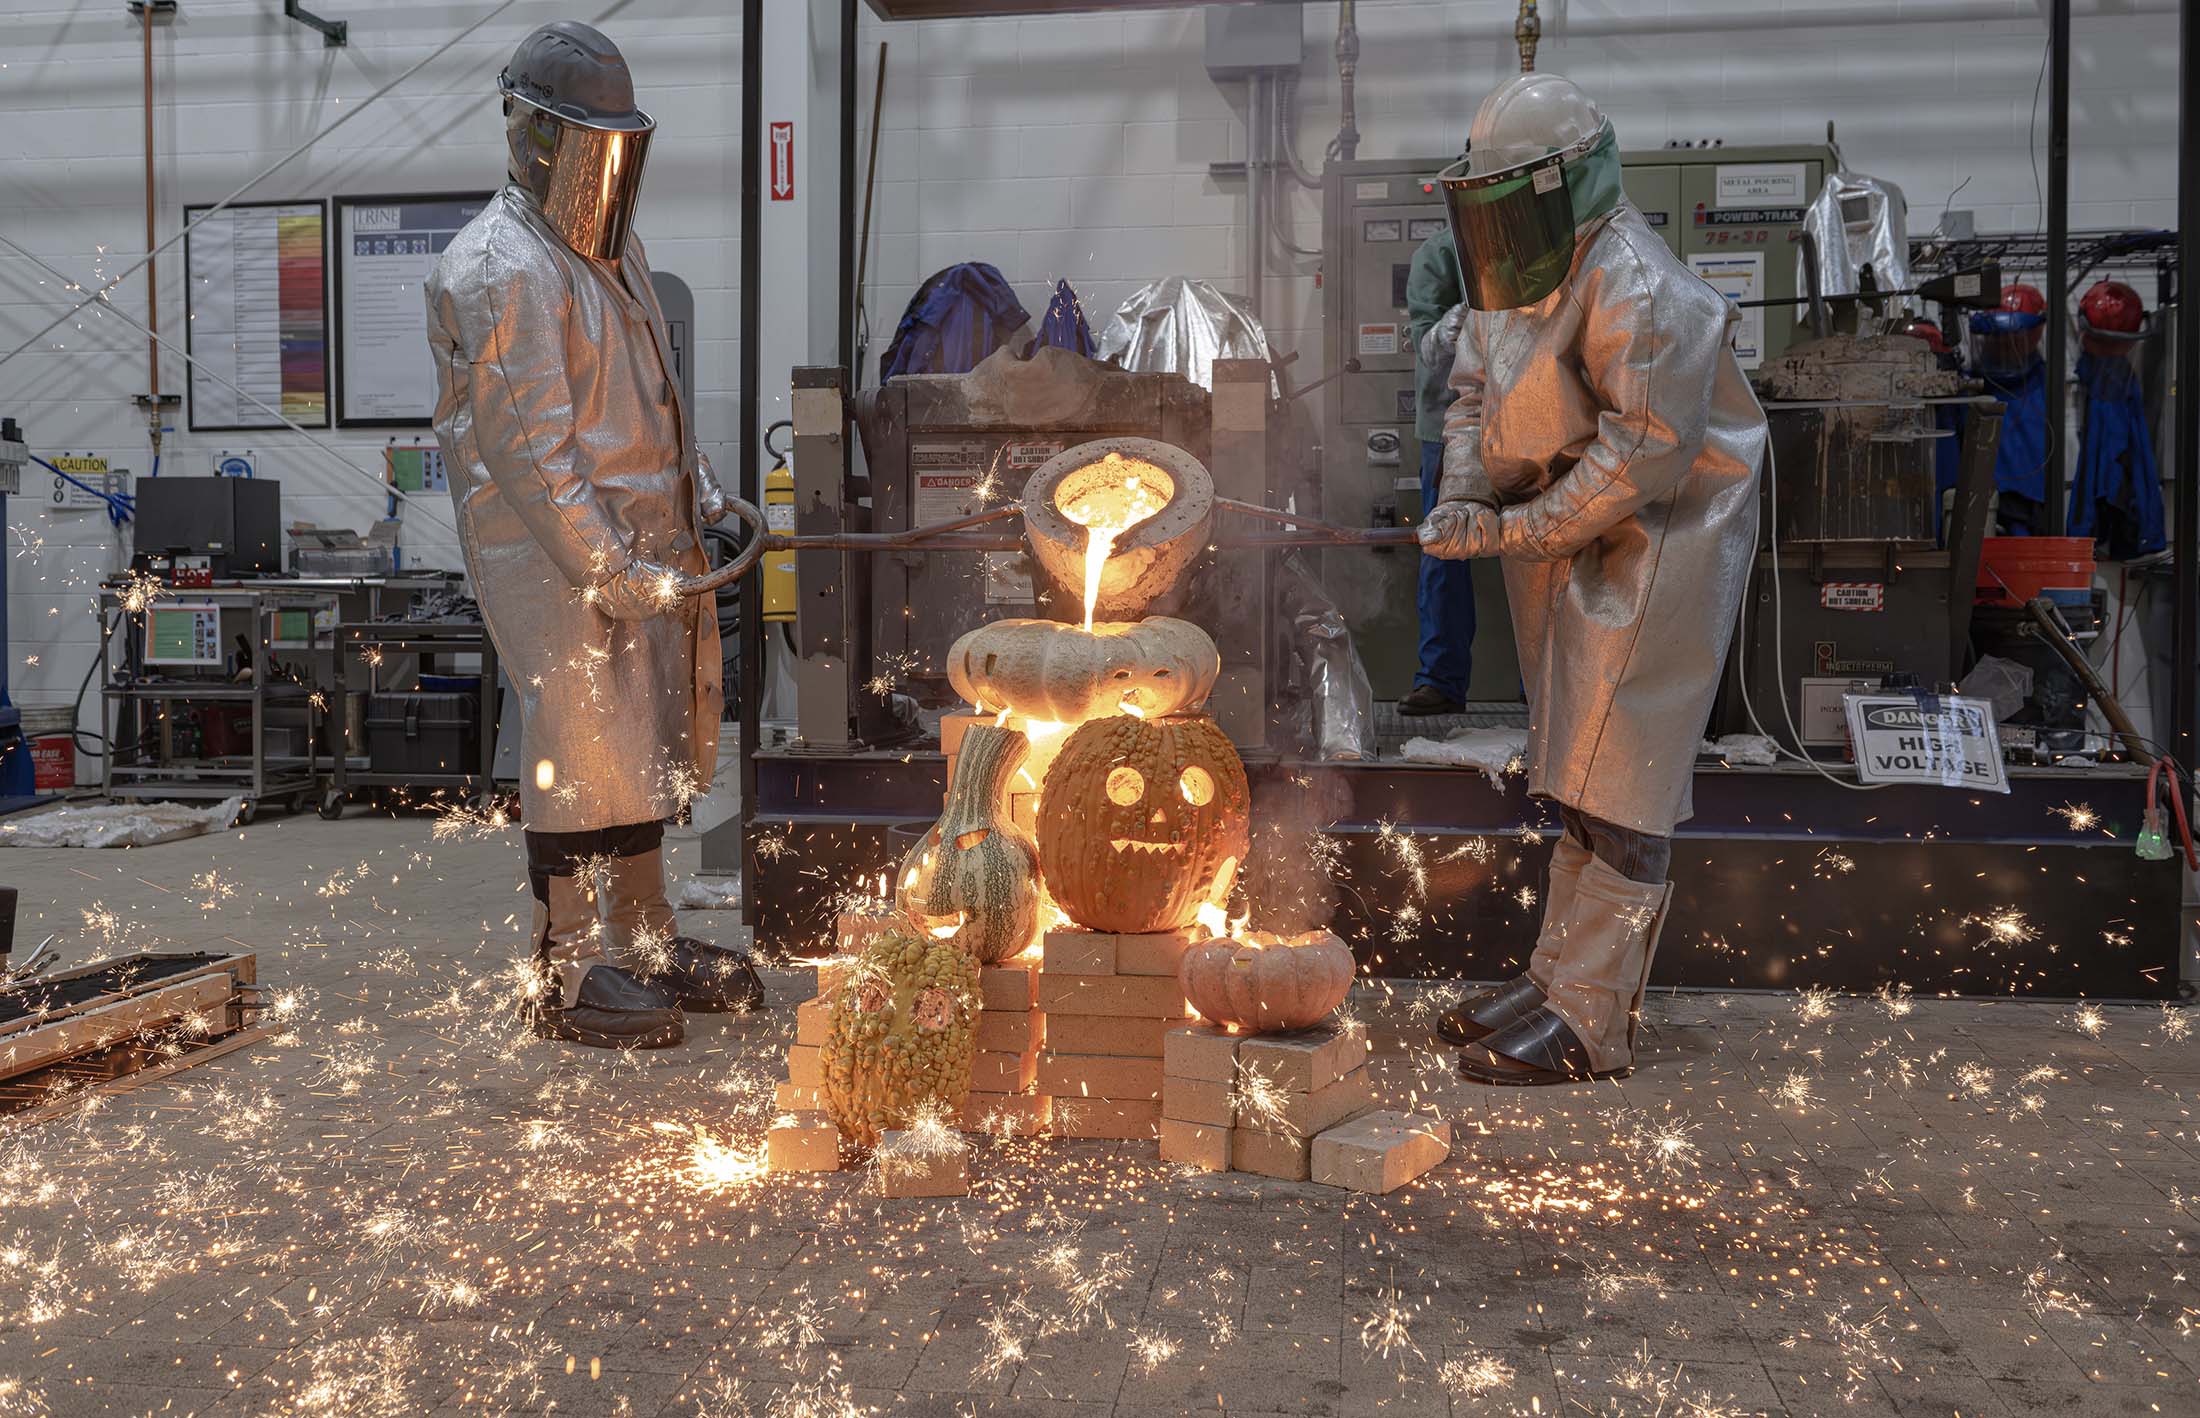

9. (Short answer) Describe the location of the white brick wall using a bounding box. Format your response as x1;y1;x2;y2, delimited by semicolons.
0;0;2183;726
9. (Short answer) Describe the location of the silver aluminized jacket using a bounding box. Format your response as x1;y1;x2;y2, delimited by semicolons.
426;187;723;832
1440;203;1766;834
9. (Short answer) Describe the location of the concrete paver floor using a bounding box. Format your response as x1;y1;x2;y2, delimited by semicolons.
0;812;2195;1416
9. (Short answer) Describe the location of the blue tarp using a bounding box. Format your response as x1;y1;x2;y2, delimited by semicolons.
879;263;1032;381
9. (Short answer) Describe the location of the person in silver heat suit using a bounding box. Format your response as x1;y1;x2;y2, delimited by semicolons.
1419;73;1768;1085
426;21;762;1049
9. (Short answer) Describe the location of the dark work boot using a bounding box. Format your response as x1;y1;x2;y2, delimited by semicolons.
1398;684;1463;717
599;847;767;1013
524;864;685;1049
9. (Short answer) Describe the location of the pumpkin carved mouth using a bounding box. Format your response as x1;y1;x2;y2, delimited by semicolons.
1110;839;1187;855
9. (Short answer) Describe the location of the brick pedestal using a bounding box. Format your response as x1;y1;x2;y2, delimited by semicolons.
1037;928;1195;1142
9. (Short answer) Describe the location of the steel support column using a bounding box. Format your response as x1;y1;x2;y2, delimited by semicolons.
2045;0;2071;533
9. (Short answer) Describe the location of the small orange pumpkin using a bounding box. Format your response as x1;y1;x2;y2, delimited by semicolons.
1178;931;1354;1034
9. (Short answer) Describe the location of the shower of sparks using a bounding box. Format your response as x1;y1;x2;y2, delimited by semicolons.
1874;981;1915;1018
1437;1352;1515;1398
1514;884;1537;910
1604;1104;1703;1175
2052;801;2100;831
1126;1329;1178;1374
115;568;167;613
1357;1280;1423;1361
2066;1002;2108;1038
1769;1072;1818;1111
2162;1004;2194;1041
1229;1062;1290;1135
1794;985;1835;1024
1375;819;1429;898
1967;906;2037;946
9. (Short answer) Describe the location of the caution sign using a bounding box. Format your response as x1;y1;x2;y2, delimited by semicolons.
1843;693;2009;794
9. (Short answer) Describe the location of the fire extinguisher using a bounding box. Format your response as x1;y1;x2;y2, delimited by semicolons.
760;420;797;625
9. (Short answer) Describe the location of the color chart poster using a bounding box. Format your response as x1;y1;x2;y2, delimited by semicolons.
184;200;330;431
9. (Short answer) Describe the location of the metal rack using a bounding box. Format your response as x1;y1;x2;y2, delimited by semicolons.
98;584;339;822
322;620;500;816
1909;227;2180;284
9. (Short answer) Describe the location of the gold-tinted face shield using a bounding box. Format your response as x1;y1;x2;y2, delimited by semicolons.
506;93;654;262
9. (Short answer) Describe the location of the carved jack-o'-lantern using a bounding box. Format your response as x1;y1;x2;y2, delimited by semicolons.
945;616;1220;725
819;927;980;1147
1038;713;1249;934
894;724;1041;964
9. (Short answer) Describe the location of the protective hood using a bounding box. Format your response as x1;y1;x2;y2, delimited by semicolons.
504;94;654;263
1439;118;1621;310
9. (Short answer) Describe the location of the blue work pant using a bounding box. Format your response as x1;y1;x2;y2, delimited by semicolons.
1416;440;1479;701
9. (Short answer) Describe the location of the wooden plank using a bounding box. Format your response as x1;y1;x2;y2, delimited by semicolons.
2;1027;269;1128
0;975;237;1082
0;953;254;1042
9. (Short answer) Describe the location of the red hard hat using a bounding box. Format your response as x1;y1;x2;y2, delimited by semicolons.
2000;283;2048;316
1892;317;1949;355
2077;279;2149;358
2079;280;2144;335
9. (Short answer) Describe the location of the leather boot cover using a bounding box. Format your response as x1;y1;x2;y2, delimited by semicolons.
1525;832;1591;993
598;846;680;968
1532;852;1670;1074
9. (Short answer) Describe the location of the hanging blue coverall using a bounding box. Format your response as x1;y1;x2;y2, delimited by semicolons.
1032;280;1093;358
1981;358;2050;536
1402;229;1477;708
2068;352;2166;558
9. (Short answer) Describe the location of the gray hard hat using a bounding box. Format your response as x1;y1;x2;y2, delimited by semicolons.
498;21;649;132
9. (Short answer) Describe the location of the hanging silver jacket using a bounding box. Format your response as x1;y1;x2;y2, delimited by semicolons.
426;186;723;832
1438;203;1766;834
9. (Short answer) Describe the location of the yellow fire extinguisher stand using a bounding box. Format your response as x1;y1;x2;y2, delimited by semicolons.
760;420;796;624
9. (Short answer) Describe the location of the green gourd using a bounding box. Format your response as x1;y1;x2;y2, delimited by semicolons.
898;724;1041;964
819;928;980;1147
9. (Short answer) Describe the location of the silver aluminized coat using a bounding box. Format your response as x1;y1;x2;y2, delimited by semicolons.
426;187;722;832
1440;203;1766;834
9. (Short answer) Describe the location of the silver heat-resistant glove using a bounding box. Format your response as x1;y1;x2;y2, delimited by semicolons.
587;557;685;621
1419;302;1467;370
1416;502;1500;560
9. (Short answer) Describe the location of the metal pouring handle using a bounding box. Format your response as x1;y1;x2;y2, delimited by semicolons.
677;496;772;598
672;496;1424;599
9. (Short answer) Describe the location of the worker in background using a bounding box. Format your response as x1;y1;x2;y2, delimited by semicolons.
1418;73;1767;1085
1965;283;2051;534
426;22;763;1049
1401;217;1477;716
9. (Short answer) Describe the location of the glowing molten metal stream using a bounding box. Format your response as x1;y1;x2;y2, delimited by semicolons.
1056;470;1166;631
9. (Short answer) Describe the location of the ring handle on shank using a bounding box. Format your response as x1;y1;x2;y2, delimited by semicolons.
677;496;770;598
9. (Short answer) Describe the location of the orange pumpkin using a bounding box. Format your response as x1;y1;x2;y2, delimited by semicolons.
1038;713;1248;933
1178;931;1354;1034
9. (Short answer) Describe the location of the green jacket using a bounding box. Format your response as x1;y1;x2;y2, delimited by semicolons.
1406;229;1466;444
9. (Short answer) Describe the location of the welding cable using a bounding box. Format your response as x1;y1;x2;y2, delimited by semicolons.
2144;755;2200;870
1736;440;1888;792
70;609;125;757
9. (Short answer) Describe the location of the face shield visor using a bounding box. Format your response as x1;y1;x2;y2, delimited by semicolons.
1438;120;1612;311
506;94;655;262
1966;308;2045;382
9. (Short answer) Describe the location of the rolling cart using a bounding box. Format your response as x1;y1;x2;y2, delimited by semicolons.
322;620;501;817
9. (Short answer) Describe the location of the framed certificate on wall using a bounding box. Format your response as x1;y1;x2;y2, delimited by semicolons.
333;192;494;427
182;199;331;432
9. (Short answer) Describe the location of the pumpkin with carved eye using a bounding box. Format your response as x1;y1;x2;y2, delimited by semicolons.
894;724;1041;964
819;927;980;1147
945;616;1220;724
1038;713;1249;934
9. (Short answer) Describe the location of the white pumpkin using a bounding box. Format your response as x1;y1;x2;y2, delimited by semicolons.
945;616;1219;724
